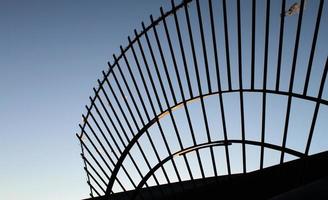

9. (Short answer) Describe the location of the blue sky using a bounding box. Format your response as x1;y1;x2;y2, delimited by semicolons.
0;0;168;199
1;0;328;199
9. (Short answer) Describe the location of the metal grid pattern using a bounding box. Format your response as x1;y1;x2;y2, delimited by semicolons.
77;0;328;199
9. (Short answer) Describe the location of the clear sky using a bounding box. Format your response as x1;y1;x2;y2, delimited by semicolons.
1;0;328;199
0;0;168;199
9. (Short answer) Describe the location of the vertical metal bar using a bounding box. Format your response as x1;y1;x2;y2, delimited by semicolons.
222;0;232;90
142;20;182;189
152;10;192;185
171;0;205;179
92;90;125;154
82;119;146;200
171;1;194;99
196;0;212;93
121;44;164;188
280;61;293;161
208;0;231;175
195;0;218;177
94;86;130;148
125;40;153;119
160;6;196;181
81;120;141;190
80;137;127;194
83;143;118;194
275;0;286;91
142;23;165;113
102;14;187;197
217;96;232;175
115;52;169;195
150;13;186;189
305;57;328;155
260;0;270;170
97;83;131;147
152;17;178;106
102;70;137;141
236;0;246;174
127;34;169;197
80;121;114;173
78;140;93;197
78;135;111;181
84;167;106;194
183;1;207;179
251;0;256;90
104;64;152;170
115;49;157;163
96;83;155;195
81;153;111;188
106;60;157;197
135;28;179;198
112;58;145;131
87;104;152;193
280;0;305;164
80;134;132;195
87;104;121;160
303;0;324;96
150;14;174;111
88;181;101;197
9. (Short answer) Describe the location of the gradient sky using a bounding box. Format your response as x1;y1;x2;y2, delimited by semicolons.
0;0;169;199
1;0;327;199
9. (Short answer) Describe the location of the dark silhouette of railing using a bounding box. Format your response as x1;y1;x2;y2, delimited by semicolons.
77;0;328;199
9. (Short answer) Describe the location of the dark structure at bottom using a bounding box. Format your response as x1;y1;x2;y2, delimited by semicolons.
86;151;328;200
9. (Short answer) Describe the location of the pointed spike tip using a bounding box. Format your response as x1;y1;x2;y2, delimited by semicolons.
120;45;124;52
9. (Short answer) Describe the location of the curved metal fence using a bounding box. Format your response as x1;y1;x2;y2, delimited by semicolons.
77;0;328;199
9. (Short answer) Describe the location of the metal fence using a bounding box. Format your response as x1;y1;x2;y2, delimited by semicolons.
77;0;328;199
